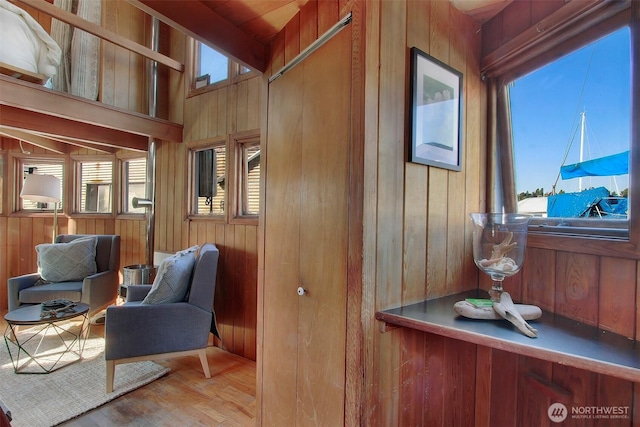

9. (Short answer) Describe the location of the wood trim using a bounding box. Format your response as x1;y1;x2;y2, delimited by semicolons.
129;0;267;73
1;105;149;152
481;0;630;77
528;233;640;259
0;62;46;84
0;128;68;154
0;76;183;144
14;0;184;72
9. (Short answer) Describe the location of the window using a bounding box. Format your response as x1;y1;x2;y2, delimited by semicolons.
194;42;254;90
20;160;64;211
197;43;229;87
122;157;147;214
482;6;636;241
76;160;113;213
191;145;226;216
237;139;260;217
511;27;630;229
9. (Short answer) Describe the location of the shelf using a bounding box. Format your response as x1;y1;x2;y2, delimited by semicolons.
375;290;640;382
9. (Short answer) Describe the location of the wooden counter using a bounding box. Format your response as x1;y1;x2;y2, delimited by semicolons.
376;290;640;382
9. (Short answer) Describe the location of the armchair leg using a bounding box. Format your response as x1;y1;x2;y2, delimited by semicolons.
106;360;115;393
198;348;211;378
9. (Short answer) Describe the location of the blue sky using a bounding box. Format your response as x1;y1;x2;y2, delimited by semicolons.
510;27;631;195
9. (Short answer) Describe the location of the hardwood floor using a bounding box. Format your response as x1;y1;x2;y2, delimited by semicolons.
1;310;257;427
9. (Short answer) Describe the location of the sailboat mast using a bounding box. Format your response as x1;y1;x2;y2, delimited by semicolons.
579;111;585;191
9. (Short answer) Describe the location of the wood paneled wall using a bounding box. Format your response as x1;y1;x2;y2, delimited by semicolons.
157;30;261;360
362;1;484;424
378;1;640;425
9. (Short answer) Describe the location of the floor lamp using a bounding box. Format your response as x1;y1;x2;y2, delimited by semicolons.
21;174;61;243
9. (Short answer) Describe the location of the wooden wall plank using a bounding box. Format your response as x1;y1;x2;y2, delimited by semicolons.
474;346;492;427
555;252;599;326
489;349;518;426
423;333;445;426
403;0;430;305
376;3;407;425
522;247;556;312
446;2;468;296
400;329;426;426
599;256;636;338
516;356;553;427
284;13;301;63
426;0;450;300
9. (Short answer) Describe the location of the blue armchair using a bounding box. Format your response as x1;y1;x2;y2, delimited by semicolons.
104;243;220;393
7;234;120;318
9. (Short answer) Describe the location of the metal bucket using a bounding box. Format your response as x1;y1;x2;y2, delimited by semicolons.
123;264;157;285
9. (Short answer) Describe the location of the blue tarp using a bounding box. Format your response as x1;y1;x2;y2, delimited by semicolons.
547;187;610;217
560;151;629;179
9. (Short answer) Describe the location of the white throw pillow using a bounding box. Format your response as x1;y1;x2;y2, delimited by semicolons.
36;236;98;282
142;245;199;304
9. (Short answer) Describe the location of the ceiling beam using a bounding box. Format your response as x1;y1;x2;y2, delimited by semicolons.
1;105;150;152
34;132;117;153
129;0;267;73
0;127;69;154
14;0;184;72
0;75;183;143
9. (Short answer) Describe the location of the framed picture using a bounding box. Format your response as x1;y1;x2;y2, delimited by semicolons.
409;47;463;171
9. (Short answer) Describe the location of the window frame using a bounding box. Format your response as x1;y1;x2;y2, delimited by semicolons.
483;5;639;258
229;131;260;224
188;40;258;96
71;155;116;217
14;155;65;215
118;154;147;217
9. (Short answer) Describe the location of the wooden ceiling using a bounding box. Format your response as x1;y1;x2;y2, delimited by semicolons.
131;0;512;73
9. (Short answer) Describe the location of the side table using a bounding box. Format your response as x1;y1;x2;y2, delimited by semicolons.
3;303;90;374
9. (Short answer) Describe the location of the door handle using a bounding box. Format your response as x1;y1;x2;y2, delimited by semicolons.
297;286;306;296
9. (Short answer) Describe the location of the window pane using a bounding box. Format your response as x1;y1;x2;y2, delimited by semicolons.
193;146;225;215
198;43;228;85
243;146;260;215
21;162;64;210
78;161;112;213
511;27;630;222
123;158;146;214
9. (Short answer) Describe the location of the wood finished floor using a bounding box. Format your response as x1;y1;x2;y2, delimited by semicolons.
1;311;256;427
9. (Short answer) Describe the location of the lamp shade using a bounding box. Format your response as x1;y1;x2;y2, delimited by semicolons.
20;174;61;203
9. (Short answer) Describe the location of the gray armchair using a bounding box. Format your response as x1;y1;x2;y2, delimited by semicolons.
104;243;220;393
7;234;121;317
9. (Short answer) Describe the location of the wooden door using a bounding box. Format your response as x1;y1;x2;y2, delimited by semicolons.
262;26;352;426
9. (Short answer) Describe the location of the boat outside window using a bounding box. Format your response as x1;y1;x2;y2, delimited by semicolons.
509;26;631;238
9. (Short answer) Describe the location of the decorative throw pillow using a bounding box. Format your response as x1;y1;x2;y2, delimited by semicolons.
142;245;199;304
36;236;98;282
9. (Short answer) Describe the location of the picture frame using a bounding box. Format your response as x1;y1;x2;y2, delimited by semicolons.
409;47;463;171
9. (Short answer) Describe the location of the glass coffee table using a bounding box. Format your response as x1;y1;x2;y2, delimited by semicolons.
3;303;90;374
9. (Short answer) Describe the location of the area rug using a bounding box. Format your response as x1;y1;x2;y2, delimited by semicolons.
0;322;169;427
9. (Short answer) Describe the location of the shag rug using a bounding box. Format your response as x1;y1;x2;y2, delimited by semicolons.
0;322;169;427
